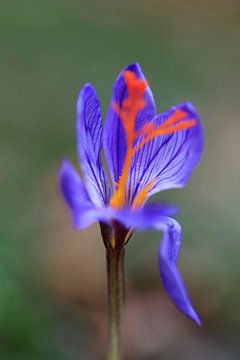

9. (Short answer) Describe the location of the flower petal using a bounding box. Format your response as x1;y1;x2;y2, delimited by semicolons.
158;217;201;325
77;84;110;207
103;63;156;188
128;102;204;203
59;160;99;229
105;207;201;325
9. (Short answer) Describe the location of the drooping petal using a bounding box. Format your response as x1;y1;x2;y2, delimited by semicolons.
103;207;201;325
128;102;204;203
77;84;110;207
103;63;157;188
158;218;201;325
59;160;99;229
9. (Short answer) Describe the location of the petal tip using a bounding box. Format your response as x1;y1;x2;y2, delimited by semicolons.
59;159;71;177
77;83;97;108
82;82;95;92
178;102;203;130
80;81;95;93
123;63;147;81
58;160;75;194
190;309;202;326
182;101;197;112
124;62;141;73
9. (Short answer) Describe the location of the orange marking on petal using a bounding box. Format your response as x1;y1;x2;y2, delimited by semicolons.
109;71;197;210
110;71;148;209
109;147;134;208
161;119;197;133
132;179;155;209
135;122;155;138
112;102;120;115
161;109;188;128
133;118;196;153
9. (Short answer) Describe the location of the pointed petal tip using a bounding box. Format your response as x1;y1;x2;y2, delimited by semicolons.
113;63;145;92
81;82;95;92
124;62;141;73
171;101;198;115
112;63;141;87
59;159;78;178
123;63;148;81
184;101;197;112
59;159;71;176
58;160;77;192
190;309;202;326
180;101;200;118
77;83;96;105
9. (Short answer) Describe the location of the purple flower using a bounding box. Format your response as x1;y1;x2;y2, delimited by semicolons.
59;63;204;325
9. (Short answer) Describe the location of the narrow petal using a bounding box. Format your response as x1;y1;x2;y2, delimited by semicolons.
59;161;98;229
103;63;156;188
104;207;201;325
128;102;204;203
77;84;110;207
158;218;201;325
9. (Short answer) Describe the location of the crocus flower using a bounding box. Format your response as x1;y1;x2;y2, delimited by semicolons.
59;63;204;325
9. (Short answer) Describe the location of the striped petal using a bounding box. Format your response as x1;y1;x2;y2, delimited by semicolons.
77;84;110;207
128;102;204;203
103;63;156;189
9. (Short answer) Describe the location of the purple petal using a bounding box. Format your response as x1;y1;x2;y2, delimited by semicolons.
128;102;204;203
103;63;156;188
104;207;201;325
59;160;99;229
158;218;201;325
77;84;110;207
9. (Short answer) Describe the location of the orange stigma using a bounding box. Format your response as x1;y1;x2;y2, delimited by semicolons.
109;71;197;209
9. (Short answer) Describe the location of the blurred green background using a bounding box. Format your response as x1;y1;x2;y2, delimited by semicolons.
0;1;240;359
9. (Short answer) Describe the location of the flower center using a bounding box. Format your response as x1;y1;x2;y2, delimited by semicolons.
109;71;196;209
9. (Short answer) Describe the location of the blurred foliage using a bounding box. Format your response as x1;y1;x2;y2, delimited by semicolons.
0;0;240;359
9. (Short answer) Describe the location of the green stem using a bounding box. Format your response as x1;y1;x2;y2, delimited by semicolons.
106;246;125;360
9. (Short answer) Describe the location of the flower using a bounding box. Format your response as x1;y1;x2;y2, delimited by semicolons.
59;63;204;325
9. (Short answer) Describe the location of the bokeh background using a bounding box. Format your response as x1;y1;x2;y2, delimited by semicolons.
1;1;240;359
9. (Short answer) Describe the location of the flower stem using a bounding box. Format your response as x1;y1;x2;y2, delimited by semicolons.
106;246;125;360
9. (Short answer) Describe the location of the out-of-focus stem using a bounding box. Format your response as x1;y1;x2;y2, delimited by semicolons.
106;246;125;360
